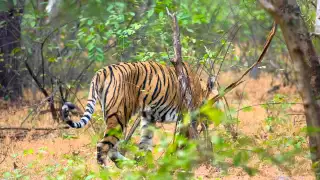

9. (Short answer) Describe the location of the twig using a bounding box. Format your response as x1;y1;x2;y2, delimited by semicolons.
124;116;141;143
215;25;241;79
209;23;240;75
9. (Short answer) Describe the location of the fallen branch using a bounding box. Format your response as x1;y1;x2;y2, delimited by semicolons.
0;126;70;131
20;86;60;126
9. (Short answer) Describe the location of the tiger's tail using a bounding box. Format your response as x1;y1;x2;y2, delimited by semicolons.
62;77;99;128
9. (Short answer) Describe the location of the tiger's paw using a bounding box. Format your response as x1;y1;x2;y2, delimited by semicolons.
97;156;108;167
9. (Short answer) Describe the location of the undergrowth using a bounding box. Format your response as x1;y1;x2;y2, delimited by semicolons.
1;93;310;179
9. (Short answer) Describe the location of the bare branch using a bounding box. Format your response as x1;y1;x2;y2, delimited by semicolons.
166;7;173;18
210;22;277;103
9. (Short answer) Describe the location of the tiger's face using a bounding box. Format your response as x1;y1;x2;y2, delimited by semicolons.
205;76;218;100
196;68;218;101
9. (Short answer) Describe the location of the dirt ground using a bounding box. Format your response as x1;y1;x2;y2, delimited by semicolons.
0;72;315;179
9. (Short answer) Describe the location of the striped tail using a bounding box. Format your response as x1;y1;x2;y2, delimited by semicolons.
62;98;97;128
62;74;100;128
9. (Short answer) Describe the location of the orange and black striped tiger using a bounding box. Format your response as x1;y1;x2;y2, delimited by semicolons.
62;61;217;166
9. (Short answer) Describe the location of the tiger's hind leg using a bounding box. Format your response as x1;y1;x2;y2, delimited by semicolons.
97;113;127;167
138;109;155;151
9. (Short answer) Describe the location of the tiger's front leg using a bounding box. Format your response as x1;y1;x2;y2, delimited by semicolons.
97;113;127;167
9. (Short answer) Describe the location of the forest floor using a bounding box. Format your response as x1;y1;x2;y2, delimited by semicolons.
0;72;315;180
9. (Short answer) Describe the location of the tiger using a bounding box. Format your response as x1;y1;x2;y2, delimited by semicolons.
62;60;217;167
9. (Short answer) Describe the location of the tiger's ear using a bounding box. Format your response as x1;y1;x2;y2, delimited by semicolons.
207;76;216;91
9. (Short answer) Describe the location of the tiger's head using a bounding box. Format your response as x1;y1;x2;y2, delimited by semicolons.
204;75;218;100
189;66;218;106
198;73;218;100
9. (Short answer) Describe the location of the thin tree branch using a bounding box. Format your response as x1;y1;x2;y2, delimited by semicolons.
210;22;277;103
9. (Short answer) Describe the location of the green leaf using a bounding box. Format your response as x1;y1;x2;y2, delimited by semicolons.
85;174;96;180
23;149;34;156
87;43;95;51
217;30;224;34
62;133;78;139
242;106;253;112
48;57;57;63
159;11;164;18
11;47;21;55
30;21;36;27
211;135;224;145
0;21;6;28
265;125;272;132
200;103;224;126
186;28;194;33
301;126;320;133
242;166;257;176
147;8;154;18
4;95;9;101
3;172;11;178
218;87;226;97
233;151;249;166
87;19;93;25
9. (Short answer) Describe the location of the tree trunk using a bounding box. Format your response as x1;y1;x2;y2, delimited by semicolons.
315;0;320;35
259;0;320;177
167;10;197;139
0;1;24;101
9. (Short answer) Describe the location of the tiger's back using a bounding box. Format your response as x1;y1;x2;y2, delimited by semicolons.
95;61;205;123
